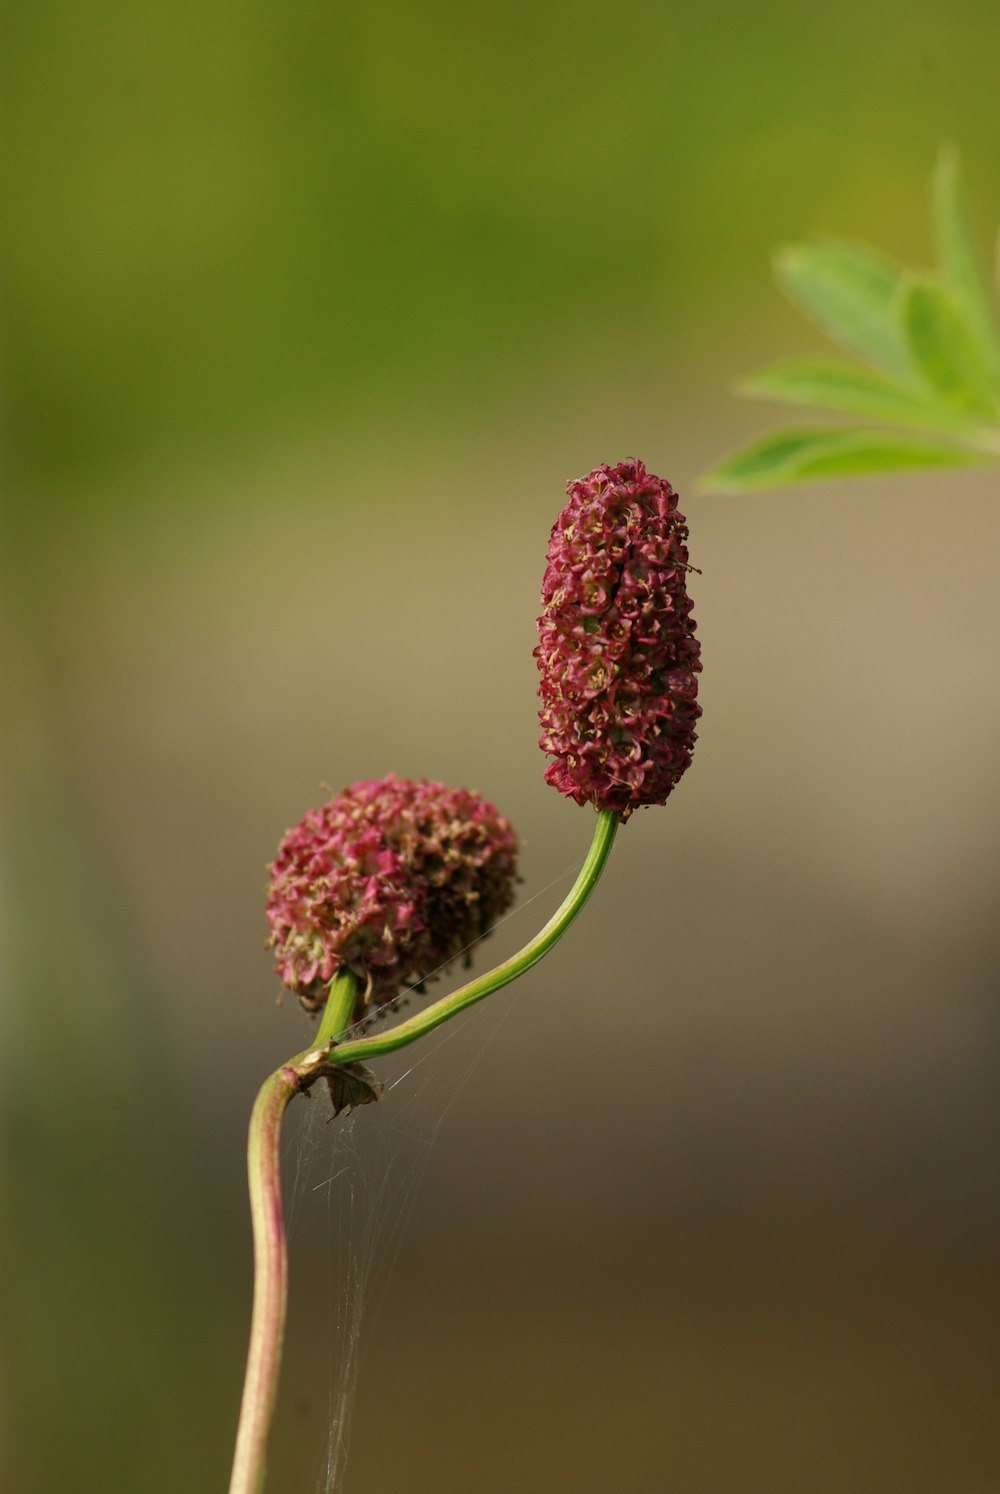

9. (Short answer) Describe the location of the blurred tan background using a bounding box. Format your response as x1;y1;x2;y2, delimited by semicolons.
3;2;999;1490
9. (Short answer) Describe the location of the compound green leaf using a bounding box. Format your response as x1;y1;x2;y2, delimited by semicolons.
702;426;986;494
931;147;1000;386
738;357;967;429
900;275;1000;418
775;238;910;377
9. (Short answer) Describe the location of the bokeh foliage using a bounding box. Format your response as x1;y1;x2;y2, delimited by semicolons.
5;0;1000;489
705;151;1000;489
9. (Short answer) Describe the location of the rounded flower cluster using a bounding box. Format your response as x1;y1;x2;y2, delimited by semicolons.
266;775;518;1016
535;459;702;817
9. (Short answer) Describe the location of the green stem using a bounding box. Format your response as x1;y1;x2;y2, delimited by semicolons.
329;807;620;1066
228;810;620;1492
314;969;361;1049
228;973;357;1494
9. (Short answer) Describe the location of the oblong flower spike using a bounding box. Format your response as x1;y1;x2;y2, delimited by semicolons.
535;459;702;817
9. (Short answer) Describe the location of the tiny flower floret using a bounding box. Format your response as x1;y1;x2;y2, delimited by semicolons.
266;774;518;1016
535;459;702;816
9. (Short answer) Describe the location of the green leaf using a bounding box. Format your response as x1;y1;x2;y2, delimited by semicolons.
899;275;1000;418
702;426;987;494
931;147;1000;385
738;356;969;429
775;238;910;377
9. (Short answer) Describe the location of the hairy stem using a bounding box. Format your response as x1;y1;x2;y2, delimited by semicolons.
329;808;620;1066
227;971;357;1494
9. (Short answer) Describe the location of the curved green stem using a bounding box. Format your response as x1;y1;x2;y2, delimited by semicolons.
228;811;619;1492
227;971;357;1494
329;807;620;1066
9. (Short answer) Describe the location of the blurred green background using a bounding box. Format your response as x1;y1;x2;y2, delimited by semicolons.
3;1;1000;1490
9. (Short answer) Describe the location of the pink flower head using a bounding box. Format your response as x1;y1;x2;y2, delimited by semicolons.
266;774;518;1017
535;460;702;817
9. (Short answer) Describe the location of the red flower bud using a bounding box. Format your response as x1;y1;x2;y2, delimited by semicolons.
535;460;702;817
266;775;518;1016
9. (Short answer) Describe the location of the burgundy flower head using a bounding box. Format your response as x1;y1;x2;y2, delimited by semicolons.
535;459;702;817
266;774;518;1017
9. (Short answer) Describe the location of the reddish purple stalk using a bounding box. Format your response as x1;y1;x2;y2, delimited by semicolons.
227;1062;300;1494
